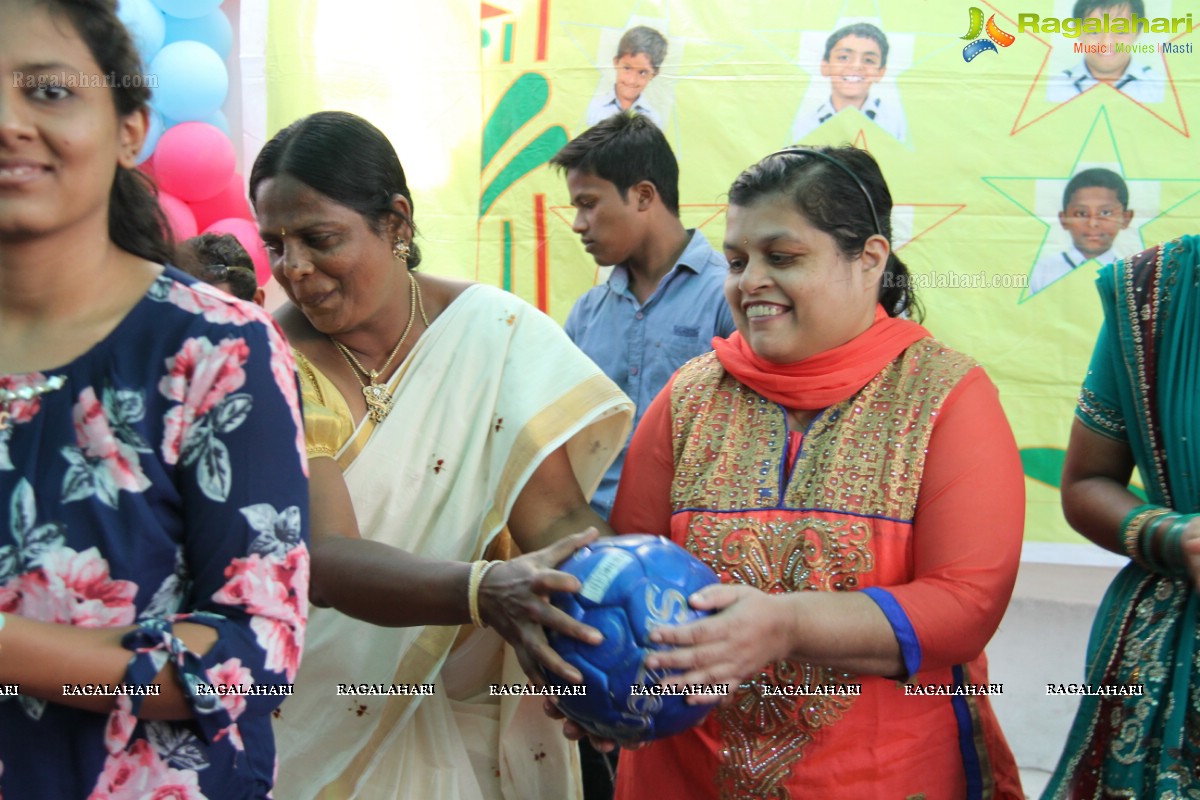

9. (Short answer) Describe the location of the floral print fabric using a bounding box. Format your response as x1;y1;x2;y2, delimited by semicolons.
0;271;309;798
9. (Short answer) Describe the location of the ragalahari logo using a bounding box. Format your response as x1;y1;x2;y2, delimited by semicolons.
962;7;1016;61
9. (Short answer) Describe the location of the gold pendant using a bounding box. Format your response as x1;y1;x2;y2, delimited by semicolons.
362;382;393;423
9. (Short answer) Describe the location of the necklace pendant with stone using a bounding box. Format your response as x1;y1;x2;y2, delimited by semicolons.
362;383;393;422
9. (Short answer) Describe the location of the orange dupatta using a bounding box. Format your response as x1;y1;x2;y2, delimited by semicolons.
711;305;929;410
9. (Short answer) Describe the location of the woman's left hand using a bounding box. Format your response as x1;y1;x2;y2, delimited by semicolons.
644;584;794;706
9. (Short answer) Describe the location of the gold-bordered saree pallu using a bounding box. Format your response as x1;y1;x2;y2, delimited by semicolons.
273;284;633;800
1043;236;1200;799
618;343;1022;800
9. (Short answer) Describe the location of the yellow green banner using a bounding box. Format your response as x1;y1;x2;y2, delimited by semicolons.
264;0;1200;561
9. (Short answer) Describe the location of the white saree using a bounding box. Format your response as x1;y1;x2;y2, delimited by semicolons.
273;284;632;799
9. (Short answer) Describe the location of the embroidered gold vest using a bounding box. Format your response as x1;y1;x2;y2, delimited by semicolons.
666;339;978;799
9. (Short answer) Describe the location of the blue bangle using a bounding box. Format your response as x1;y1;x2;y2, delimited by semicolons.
1161;514;1195;573
1142;513;1175;572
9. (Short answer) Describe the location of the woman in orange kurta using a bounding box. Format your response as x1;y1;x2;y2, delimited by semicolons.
605;147;1025;799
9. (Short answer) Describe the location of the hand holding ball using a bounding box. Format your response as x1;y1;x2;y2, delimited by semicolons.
546;535;720;743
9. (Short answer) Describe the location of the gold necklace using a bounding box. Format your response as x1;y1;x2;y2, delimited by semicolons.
332;274;430;423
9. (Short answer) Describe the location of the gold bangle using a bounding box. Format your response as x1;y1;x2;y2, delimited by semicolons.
468;560;500;628
1122;507;1169;568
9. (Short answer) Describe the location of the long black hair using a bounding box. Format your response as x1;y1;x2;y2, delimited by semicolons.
249;111;422;270
34;0;173;264
728;146;921;320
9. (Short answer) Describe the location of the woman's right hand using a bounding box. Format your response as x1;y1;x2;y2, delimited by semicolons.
1183;517;1200;590
542;697;617;752
542;697;650;753
477;528;604;686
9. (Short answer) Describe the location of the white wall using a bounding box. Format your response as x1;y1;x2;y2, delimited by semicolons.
987;561;1121;795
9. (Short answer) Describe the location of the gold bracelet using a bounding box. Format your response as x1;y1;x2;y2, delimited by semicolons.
468;560;500;628
1122;507;1169;568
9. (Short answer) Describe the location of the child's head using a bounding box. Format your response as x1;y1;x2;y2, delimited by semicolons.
1073;0;1144;80
1058;168;1133;259
612;26;667;109
1072;0;1144;22
820;23;889;109
551;113;680;266
176;233;264;305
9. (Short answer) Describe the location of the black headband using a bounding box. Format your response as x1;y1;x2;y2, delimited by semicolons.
765;147;883;237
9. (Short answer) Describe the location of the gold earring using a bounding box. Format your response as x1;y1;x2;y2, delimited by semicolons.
280;227;286;237
393;238;411;262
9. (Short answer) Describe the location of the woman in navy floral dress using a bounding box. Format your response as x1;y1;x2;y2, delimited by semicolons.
0;1;309;797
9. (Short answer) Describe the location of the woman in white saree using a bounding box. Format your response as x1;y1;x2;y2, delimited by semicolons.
250;111;633;799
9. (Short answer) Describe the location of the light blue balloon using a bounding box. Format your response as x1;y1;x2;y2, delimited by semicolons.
117;0;166;61
137;108;166;164
151;0;222;20
203;110;231;137
165;110;230;137
148;41;228;122
163;8;233;60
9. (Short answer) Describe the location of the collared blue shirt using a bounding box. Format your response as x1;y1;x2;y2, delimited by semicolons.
1046;58;1164;104
586;85;664;128
789;92;908;144
565;229;735;518
1029;243;1120;295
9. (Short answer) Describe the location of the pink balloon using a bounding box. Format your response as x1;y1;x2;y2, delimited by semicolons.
159;191;198;241
187;172;253;231
204;217;269;285
154;122;235;202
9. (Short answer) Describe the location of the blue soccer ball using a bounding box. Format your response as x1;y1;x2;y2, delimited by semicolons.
546;534;720;743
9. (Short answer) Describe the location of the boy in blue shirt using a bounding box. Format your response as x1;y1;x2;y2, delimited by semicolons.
551;113;734;521
790;22;907;142
1046;0;1164;103
1029;167;1134;295
586;26;668;127
551;109;734;800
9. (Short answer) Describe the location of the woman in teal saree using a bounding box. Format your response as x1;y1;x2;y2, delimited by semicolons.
1044;235;1200;798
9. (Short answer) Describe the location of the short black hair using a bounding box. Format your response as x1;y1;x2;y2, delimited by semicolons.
823;22;889;67
1062;167;1129;210
550;112;680;215
176;233;258;302
616;26;668;71
1072;0;1145;21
